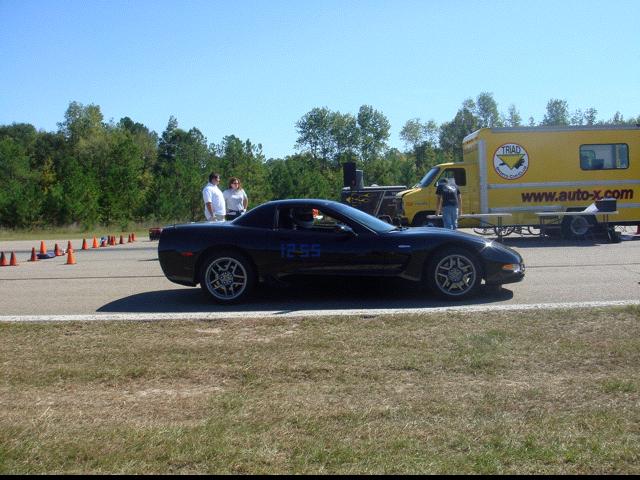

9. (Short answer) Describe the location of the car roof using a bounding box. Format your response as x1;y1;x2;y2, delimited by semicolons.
263;199;341;208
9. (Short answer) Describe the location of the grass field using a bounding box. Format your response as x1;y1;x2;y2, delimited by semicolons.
0;222;168;242
1;306;639;474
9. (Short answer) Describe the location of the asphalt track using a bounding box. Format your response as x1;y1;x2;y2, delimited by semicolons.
1;230;639;322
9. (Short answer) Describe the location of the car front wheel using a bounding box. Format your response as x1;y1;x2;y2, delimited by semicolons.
426;248;482;299
199;251;255;304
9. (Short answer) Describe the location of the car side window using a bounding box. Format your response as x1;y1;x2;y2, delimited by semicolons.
277;207;346;233
277;208;295;230
308;210;345;233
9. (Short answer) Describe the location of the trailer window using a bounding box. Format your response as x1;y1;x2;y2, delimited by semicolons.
580;144;629;170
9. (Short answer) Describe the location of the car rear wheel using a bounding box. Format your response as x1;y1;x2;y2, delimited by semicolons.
200;251;255;304
426;248;482;299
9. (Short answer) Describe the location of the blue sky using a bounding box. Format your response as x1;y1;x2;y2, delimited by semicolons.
2;0;639;158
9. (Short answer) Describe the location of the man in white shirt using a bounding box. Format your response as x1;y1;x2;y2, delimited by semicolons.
202;173;226;221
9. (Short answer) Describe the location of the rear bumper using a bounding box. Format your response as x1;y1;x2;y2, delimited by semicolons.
158;249;198;286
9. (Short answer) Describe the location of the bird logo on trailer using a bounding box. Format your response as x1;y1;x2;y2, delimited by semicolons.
493;143;529;180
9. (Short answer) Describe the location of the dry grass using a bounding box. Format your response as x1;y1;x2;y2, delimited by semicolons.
1;306;639;474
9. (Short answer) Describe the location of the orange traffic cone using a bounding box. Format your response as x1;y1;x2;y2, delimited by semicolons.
111;235;116;246
92;236;99;248
127;233;132;243
40;240;47;255
29;247;38;262
82;238;88;250
54;243;62;256
67;241;74;253
66;249;76;265
131;233;136;242
119;235;124;245
0;252;7;266
10;252;18;266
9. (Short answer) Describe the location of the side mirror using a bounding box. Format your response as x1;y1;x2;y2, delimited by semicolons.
334;224;357;237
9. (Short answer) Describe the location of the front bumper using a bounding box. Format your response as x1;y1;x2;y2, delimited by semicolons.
484;262;525;286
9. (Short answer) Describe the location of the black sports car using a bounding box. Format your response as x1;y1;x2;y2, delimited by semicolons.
158;199;525;303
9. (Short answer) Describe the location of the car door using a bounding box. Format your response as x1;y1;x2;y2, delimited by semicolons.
267;205;387;277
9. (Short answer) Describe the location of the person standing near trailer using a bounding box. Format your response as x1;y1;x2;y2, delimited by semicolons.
435;178;462;230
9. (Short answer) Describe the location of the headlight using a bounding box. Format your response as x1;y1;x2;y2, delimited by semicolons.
502;263;524;273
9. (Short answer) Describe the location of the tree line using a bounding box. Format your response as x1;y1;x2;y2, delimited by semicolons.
1;95;637;229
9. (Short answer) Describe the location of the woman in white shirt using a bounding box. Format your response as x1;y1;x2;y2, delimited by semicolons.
223;177;249;220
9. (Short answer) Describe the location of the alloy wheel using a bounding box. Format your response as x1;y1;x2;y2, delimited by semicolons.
204;256;249;301
433;253;477;297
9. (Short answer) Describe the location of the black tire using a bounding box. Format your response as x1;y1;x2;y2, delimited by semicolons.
426;247;482;300
561;215;595;240
199;251;256;304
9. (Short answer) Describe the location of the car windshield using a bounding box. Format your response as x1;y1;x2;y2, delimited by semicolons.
331;202;397;234
415;167;440;188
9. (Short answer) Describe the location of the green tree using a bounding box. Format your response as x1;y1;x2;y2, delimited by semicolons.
400;118;438;150
400;118;439;174
0;137;42;227
295;108;360;168
58;101;104;145
584;108;598;125
151;118;212;222
295;107;335;165
55;102;111;226
267;153;339;201
503;104;522;127
439;99;478;161
357;105;390;164
118;116;158;219
475;92;502;128
330;111;359;164
542;99;570;126
99;128;146;227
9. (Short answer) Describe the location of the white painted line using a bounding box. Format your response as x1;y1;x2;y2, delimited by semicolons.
0;300;638;323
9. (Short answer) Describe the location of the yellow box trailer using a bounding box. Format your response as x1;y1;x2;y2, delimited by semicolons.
397;126;640;238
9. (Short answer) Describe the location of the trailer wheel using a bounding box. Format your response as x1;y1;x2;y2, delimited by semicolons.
561;215;595;240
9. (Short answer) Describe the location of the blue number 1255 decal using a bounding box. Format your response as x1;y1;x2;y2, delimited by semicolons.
280;243;321;258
